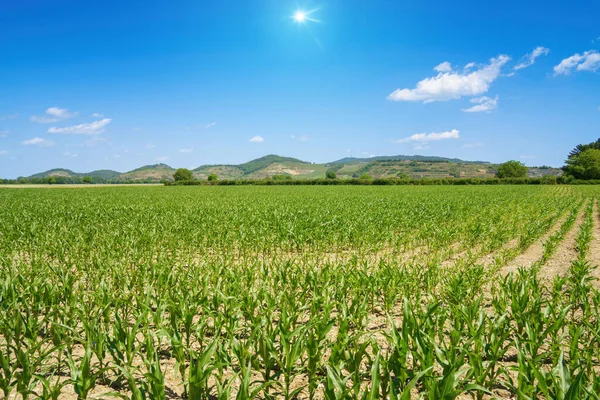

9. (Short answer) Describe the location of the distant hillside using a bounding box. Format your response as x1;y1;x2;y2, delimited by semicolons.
116;164;175;182
30;168;120;180
332;155;490;165
25;154;562;183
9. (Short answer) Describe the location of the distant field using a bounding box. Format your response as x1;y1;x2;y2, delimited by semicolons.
1;186;599;398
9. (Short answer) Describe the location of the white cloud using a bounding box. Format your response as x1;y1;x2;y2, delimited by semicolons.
554;50;600;75
388;55;510;103
48;118;112;135
463;142;485;148
434;61;452;72
145;144;156;149
395;129;460;143
462;95;499;113
133;128;141;132
0;130;8;138
156;156;169;162
179;148;194;153
204;122;217;129
291;134;309;141
464;62;477;71
0;150;7;156
92;113;104;118
250;135;264;143
63;152;78;158
514;46;549;70
22;137;54;147
30;107;77;123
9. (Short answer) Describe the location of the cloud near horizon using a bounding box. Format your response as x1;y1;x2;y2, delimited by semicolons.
395;129;460;143
249;136;264;143
22;137;54;147
387;55;510;103
48;119;112;135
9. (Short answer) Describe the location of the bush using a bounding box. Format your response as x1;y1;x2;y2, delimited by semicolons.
326;171;337;179
207;173;218;182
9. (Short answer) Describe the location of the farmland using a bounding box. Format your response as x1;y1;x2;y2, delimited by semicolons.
1;185;600;399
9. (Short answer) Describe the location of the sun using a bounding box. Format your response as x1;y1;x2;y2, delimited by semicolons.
294;11;307;23
291;8;320;24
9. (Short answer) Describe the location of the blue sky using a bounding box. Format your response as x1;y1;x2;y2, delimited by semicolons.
0;0;599;177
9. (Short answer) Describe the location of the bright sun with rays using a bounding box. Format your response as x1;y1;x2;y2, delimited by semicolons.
292;8;320;24
294;11;306;23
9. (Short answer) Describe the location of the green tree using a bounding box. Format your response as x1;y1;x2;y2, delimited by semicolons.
47;176;57;184
326;171;337;179
567;138;600;158
563;148;600;179
496;161;528;178
83;176;93;184
359;173;372;180
173;168;194;181
207;173;218;182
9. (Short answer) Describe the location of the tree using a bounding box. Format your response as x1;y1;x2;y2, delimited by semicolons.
83;176;93;184
496;161;528;178
207;173;218;182
567;138;600;159
47;176;56;184
326;171;337;179
563;148;600;180
359;173;373;180
173;168;194;181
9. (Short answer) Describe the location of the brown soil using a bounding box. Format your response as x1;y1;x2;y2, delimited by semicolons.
588;199;600;285
497;206;575;276
537;202;587;282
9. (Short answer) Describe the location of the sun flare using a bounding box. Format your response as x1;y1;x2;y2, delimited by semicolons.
292;8;320;24
294;11;307;23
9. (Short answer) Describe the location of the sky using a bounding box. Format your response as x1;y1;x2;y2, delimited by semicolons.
1;0;599;177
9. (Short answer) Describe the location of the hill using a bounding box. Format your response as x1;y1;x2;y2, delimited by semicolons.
30;168;121;180
116;164;175;182
24;155;563;182
331;155;490;165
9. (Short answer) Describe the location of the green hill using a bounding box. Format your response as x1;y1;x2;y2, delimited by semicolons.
116;164;175;182
25;154;563;182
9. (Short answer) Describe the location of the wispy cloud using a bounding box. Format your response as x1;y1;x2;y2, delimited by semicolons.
92;112;105;118
22;137;54;147
63;152;78;158
30;107;77;123
0;150;7;156
463;142;485;148
0;130;9;138
204;122;217;129
514;46;549;70
179;148;194;153
394;129;460;143
48;118;112;135
250;135;264;143
0;114;18;121
388;55;510;103
291;134;310;141
462;95;499;113
156;156;169;162
554;50;600;75
145;144;156;149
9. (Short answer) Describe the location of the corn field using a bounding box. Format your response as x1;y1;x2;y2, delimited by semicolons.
1;185;599;399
